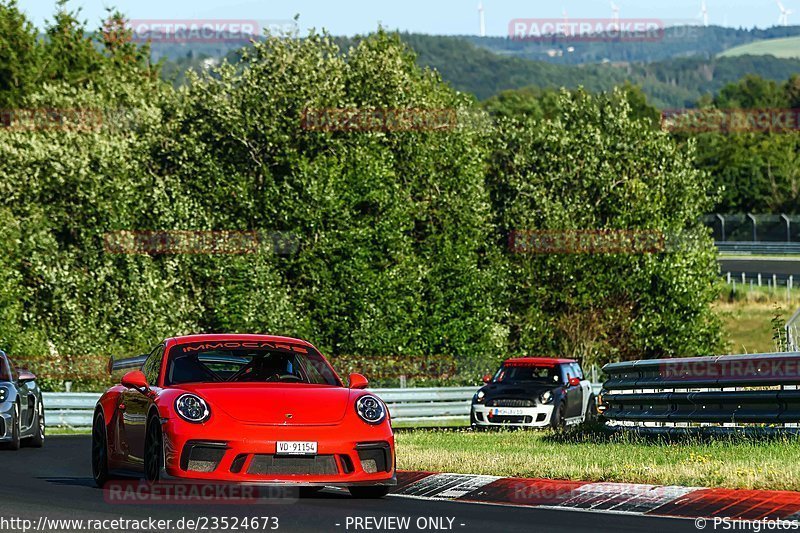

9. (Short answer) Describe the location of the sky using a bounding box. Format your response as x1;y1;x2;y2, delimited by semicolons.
19;0;799;35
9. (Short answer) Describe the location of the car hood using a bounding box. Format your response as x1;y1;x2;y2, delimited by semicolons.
480;382;560;399
174;383;352;425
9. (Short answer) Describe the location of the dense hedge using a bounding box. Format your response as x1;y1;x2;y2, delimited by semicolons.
0;4;724;389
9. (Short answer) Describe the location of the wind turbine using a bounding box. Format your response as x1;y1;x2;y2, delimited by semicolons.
699;0;709;26
778;0;793;26
478;1;486;37
610;1;620;26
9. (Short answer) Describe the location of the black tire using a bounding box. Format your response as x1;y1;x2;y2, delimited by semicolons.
583;395;598;425
469;410;485;431
91;412;110;487
144;415;163;483
550;402;566;431
27;400;45;448
349;486;391;499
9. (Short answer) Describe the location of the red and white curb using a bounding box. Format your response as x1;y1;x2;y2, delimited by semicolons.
392;472;800;521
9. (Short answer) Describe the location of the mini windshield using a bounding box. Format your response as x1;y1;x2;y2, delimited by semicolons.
494;364;562;385
166;343;341;386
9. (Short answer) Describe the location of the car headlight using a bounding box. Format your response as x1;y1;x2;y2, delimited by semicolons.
175;394;210;423
356;395;386;425
539;391;553;404
474;390;485;404
0;387;7;403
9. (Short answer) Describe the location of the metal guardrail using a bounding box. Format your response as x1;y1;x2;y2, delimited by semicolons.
44;385;603;429
716;242;800;255
43;389;478;429
600;352;800;428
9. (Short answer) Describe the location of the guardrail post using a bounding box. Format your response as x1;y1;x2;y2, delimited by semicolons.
782;214;792;243
758;273;762;287
747;213;757;242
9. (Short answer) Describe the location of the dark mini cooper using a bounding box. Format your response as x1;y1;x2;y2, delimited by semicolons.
0;350;45;449
471;357;595;430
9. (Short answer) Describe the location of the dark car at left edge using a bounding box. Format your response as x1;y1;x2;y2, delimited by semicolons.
0;350;45;450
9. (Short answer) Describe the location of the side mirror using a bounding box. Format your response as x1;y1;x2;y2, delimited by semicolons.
482;374;492;384
18;371;36;383
568;377;581;387
121;370;149;392
348;373;369;390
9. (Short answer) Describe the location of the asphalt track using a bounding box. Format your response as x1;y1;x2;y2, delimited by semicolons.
0;436;698;533
719;257;800;278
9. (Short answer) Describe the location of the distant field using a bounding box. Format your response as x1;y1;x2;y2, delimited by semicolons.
719;36;800;59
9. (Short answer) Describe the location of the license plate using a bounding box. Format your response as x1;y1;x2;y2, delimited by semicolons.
276;441;318;455
492;408;524;416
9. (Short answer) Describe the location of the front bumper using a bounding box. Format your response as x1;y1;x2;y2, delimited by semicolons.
0;401;12;441
161;418;396;486
471;404;555;428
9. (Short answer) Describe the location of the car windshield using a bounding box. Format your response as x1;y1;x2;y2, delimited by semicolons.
494;364;562;385
166;343;341;386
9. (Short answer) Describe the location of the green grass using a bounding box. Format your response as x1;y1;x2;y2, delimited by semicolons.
716;285;800;354
47;427;90;436
396;428;800;490
719;36;800;59
718;302;781;354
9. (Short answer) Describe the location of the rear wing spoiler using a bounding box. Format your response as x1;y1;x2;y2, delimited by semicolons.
107;354;149;374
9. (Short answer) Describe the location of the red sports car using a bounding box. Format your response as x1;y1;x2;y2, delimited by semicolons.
92;334;395;498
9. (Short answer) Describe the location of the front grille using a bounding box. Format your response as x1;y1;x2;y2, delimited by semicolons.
247;455;338;476
356;442;392;474
488;415;533;424
230;454;248;474
181;441;228;472
339;454;355;474
487;399;535;407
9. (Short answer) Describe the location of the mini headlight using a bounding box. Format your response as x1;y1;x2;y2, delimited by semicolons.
539;391;553;404
356;394;386;425
475;390;485;403
0;387;7;403
175;394;210;423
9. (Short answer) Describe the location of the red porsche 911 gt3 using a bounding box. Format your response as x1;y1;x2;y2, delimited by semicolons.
92;334;395;498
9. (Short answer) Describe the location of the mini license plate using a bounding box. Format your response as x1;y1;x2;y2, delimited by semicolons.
276;441;318;455
492;408;524;416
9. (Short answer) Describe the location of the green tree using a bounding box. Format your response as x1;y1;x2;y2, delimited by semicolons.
488;89;723;367
714;74;788;109
0;0;40;108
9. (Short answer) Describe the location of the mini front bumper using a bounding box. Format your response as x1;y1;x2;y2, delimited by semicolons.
160;418;396;486
471;404;555;428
